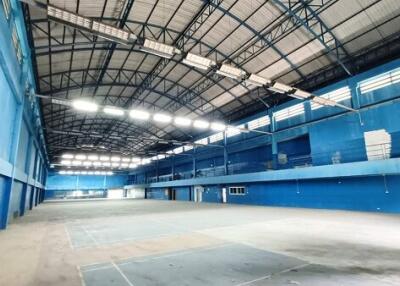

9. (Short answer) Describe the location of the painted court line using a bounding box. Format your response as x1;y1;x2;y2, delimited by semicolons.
64;224;74;249
76;266;87;286
81;264;115;273
112;262;135;286
118;243;236;266
80;225;100;247
233;263;310;286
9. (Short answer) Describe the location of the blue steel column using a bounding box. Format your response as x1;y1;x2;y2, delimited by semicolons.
269;109;278;170
349;78;361;110
223;132;228;175
20;134;34;216
171;156;175;180
192;147;197;178
156;160;159;182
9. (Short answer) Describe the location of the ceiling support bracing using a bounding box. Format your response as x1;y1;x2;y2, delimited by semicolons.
160;0;318;114
272;0;353;76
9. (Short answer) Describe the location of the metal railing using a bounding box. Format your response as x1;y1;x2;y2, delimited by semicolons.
128;142;398;184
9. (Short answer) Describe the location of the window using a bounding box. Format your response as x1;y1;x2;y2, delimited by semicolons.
209;132;223;143
229;186;246;195
359;69;400;94
311;86;351;110
274;103;304;121
247;116;270;130
173;147;183;154
184;145;193;152
11;26;22;63
195;137;208;146
226;124;244;138
2;0;11;20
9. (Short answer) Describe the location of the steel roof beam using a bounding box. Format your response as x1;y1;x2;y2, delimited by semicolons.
272;0;353;76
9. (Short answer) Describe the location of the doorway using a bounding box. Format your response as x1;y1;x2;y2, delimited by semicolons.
168;188;176;200
193;186;203;202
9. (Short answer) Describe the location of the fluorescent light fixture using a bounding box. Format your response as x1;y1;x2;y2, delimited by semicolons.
47;5;92;29
60;160;71;165
62;154;74;159
92;21;130;43
103;106;125;116
120;163;129;168
72;160;82;166
141;158;151;165
102;162;111;167
72;99;98;112
151;156;158;161
87;154;99;161
216;64;246;80
81;171;88;175
73;171;81;175
210;122;226;131
66;170;74;175
129;163;138;169
245;74;271;87
129;109;150;120
182;53;215;70
88;171;95;175
193;120;210;129
153;113;172;123
173;147;183;154
111;162;120;167
106;171;113;175
174;117;191;127
111;156;121;162
122;158;131;163
269;82;293;94
157;154;166;160
59;170;67;175
142;39;178;59
291;89;312;99
94;171;101;175
83;161;92;167
99;155;110;161
131;157;141;163
93;161;102;167
75;154;87;160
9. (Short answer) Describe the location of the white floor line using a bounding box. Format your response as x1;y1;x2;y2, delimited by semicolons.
80;225;100;248
233;263;310;286
118;242;236;266
112;262;135;286
80;264;115;273
76;266;87;286
64;224;74;249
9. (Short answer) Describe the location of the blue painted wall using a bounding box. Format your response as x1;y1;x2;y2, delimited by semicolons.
0;1;48;228
127;59;400;213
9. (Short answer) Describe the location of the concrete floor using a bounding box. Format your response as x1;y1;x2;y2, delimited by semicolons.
0;199;399;286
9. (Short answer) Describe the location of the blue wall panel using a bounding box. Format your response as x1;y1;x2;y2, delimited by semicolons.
0;69;17;162
8;181;23;221
147;188;167;200
224;175;400;212
202;186;222;203
175;187;190;201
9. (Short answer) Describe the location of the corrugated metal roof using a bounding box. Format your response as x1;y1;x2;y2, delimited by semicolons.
25;0;400;157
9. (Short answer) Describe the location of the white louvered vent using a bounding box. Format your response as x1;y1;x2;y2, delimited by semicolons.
274;103;304;122
360;69;400;94
248;116;270;130
311;86;351;110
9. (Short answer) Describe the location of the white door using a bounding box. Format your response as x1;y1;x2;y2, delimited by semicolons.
194;186;203;202
222;188;227;203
